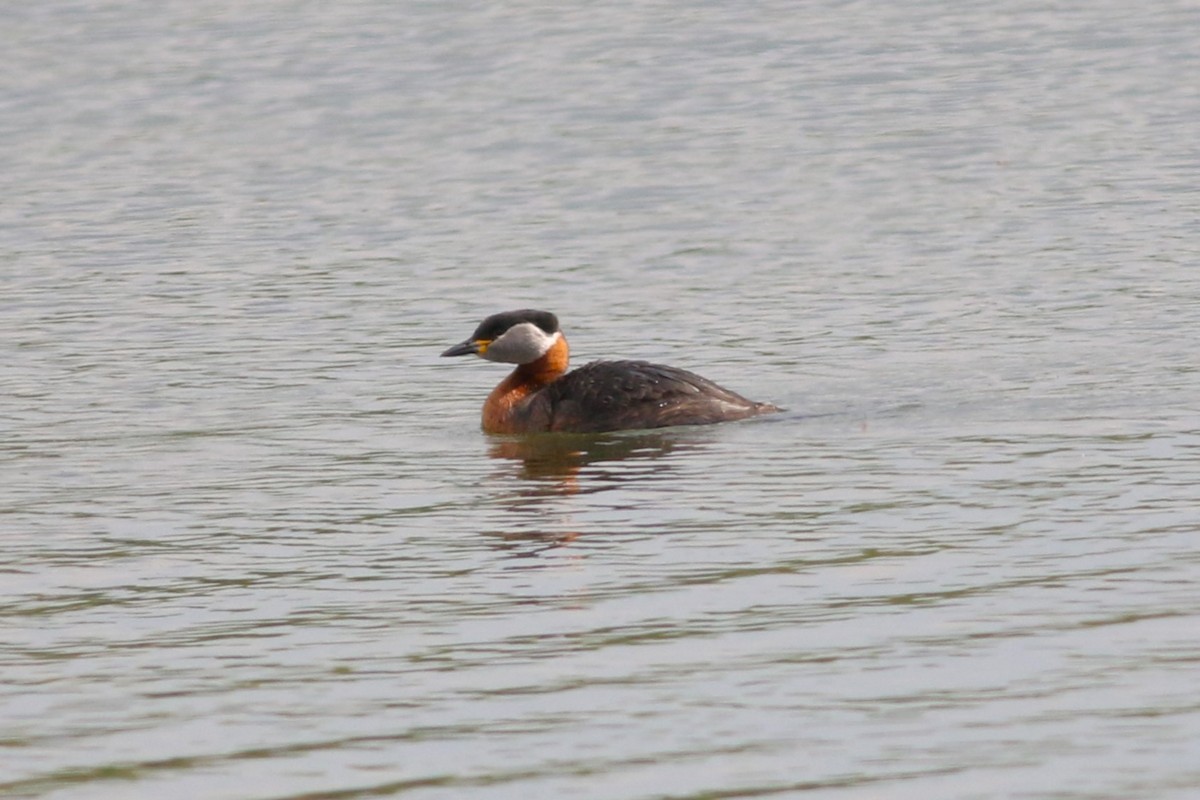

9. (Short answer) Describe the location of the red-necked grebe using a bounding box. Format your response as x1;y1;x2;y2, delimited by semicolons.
441;309;780;434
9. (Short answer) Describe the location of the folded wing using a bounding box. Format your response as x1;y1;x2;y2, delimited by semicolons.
530;360;775;433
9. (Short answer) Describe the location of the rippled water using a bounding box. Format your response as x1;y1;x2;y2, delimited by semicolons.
4;1;1200;798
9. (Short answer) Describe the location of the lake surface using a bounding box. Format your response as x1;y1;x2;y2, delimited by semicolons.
4;1;1200;798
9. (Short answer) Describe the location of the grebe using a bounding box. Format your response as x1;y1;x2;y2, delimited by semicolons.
441;309;780;434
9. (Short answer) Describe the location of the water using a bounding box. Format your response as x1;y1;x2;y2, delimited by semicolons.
4;1;1200;798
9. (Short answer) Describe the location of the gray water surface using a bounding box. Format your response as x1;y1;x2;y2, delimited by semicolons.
4;2;1200;798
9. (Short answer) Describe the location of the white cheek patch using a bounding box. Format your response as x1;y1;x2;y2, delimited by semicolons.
483;324;559;364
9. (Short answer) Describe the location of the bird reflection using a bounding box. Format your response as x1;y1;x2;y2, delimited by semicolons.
489;430;700;483
480;430;710;555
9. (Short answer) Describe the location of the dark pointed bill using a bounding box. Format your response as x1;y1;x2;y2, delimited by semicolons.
441;339;480;357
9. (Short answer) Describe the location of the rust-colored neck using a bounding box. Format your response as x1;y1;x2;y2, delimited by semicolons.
514;332;570;387
482;334;569;434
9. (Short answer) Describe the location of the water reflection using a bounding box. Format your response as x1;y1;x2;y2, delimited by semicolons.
480;430;711;554
487;430;707;485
